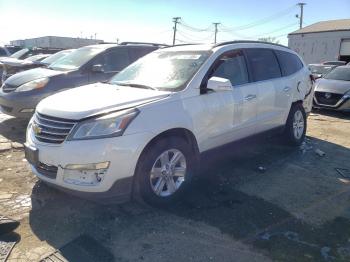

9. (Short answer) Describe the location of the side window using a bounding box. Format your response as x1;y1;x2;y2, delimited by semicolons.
103;48;130;72
209;50;249;86
0;48;7;56
129;47;156;63
245;48;281;82
275;50;304;76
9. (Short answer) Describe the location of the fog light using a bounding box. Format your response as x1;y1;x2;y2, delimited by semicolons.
63;162;109;186
65;162;109;170
20;108;35;113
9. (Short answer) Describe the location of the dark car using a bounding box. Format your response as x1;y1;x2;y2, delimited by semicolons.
1;50;74;83
308;64;337;79
0;42;164;118
313;66;350;112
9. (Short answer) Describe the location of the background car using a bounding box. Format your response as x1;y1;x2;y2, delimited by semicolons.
313;66;350;112
0;42;165;118
308;64;337;79
1;49;74;83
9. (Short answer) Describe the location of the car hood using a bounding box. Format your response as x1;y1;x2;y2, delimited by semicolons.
315;78;350;95
1;58;34;67
37;83;171;120
4;67;65;87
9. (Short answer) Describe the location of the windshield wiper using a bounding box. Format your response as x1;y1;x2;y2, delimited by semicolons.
114;82;158;91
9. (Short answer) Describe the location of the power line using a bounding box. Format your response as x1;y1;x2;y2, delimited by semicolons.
179;19;213;32
219;5;297;31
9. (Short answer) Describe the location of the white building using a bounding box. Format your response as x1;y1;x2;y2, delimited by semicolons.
288;19;350;64
10;36;103;49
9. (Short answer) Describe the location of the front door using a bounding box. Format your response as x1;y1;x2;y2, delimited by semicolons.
193;49;258;151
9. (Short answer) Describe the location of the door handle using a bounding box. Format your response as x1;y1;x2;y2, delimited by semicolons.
244;94;257;101
283;86;291;92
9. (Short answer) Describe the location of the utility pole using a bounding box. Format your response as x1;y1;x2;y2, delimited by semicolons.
172;17;181;46
297;3;306;29
213;22;220;44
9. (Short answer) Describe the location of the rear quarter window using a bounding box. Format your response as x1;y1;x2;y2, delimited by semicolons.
275;50;304;76
245;48;281;82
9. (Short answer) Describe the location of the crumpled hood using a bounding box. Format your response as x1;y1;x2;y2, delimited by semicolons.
315;78;350;95
37;83;171;120
4;67;65;87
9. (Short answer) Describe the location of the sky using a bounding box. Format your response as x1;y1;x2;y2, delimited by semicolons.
0;0;349;46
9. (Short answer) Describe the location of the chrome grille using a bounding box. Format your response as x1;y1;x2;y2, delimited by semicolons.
2;83;17;93
314;91;343;106
33;113;77;144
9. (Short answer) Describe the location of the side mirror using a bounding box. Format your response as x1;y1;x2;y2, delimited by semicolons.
91;64;104;73
207;76;233;92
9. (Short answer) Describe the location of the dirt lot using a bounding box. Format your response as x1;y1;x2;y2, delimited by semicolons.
0;110;349;262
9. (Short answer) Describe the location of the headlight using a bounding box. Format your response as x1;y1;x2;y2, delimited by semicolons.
68;109;139;141
15;77;49;92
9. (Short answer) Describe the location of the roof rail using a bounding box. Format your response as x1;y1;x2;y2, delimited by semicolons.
119;42;169;47
213;40;289;49
161;43;200;49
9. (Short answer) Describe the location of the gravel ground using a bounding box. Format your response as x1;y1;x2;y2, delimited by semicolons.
0;110;349;261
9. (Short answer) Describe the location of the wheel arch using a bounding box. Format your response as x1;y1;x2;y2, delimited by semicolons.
131;128;200;200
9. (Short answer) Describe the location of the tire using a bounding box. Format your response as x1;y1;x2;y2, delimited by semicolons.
284;103;307;146
136;137;195;206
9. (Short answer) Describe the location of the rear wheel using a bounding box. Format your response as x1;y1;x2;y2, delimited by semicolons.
136;137;194;206
284;103;307;146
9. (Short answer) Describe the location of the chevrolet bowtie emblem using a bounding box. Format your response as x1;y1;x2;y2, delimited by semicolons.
32;123;42;135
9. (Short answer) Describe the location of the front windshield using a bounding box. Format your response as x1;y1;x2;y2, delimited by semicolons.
10;48;29;59
110;50;211;91
324;67;350;81
48;47;103;71
41;50;72;65
309;65;334;75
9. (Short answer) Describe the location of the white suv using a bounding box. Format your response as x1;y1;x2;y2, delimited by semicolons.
25;41;314;205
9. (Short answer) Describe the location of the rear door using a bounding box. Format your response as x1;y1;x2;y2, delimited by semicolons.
274;50;306;122
197;49;258;150
245;48;283;133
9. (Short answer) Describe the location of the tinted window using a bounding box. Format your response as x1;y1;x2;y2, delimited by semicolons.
275;50;303;76
0;48;7;56
103;48;130;72
129;47;157;63
210;50;249;86
245;48;281;81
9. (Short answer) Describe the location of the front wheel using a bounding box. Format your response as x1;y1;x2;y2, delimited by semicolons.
284;103;307;146
136;137;194;206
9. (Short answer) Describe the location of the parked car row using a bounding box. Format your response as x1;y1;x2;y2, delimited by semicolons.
0;42;163;117
0;47;65;85
10;41;314;205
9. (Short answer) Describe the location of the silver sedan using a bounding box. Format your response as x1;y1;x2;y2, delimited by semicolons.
313;66;350;112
